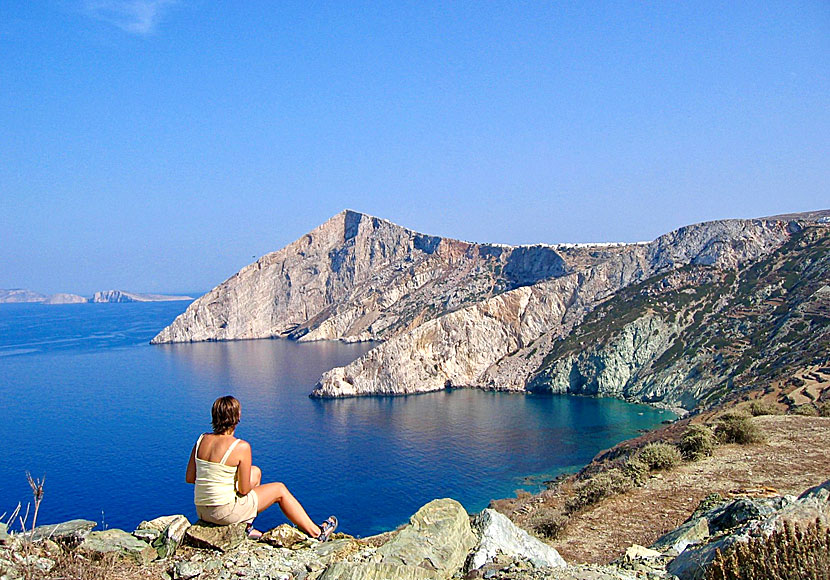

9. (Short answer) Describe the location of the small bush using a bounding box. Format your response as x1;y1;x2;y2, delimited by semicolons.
679;424;716;461
528;506;569;539
622;456;650;486
748;400;781;416
636;442;683;471
565;468;632;513
706;518;830;580
818;401;830;417
792;403;818;416
714;412;764;444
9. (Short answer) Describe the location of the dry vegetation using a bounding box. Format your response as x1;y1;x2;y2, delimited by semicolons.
492;413;830;564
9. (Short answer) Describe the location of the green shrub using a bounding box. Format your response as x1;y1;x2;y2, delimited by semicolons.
706;518;830;580
565;469;632;513
714;412;764;444
818;401;830;417
528;506;569;539
636;442;683;471
747;400;781;416
792;403;818;416
679;424;716;461
622;456;650;485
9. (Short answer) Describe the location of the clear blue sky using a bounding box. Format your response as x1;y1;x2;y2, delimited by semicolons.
1;1;827;295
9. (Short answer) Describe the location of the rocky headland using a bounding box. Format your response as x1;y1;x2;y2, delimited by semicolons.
0;289;193;304
151;208;828;415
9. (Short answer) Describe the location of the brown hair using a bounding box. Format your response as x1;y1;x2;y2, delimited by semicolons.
211;395;240;434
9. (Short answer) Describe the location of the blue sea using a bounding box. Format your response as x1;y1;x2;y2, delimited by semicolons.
0;302;671;536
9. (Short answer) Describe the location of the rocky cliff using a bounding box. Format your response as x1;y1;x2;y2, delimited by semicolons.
93;290;193;303
150;208;827;411
311;218;801;402
152;210;617;345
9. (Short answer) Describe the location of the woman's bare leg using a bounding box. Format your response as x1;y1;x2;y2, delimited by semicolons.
253;482;321;538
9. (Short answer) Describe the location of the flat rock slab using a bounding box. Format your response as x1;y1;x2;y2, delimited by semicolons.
320;561;441;580
372;498;477;579
80;529;156;564
30;519;96;545
185;520;246;552
469;508;566;571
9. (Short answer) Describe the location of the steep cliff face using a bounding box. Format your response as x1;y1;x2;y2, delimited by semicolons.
311;219;800;400
152;210;599;344
527;225;830;409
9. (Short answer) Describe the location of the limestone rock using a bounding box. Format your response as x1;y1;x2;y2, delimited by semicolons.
311;217;796;402
260;524;308;549
172;560;203;580
371;498;477;578
42;293;87;304
79;529;156;563
137;514;189;532
468;509;565;571
153;210;579;346
651;515;710;554
184;520;246;552
150;515;191;558
29;519;96;545
320;561;440;580
623;544;661;561
92;290;192;303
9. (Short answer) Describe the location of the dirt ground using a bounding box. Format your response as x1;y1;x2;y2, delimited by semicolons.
548;415;830;564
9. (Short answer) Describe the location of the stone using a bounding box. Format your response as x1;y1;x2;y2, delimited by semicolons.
666;536;740;580
372;498;477;578
133;529;160;542
798;478;830;502
260;524;308;548
79;529;156;564
708;498;778;532
184;520;246;552
151;515;191;559
320;562;440;580
29;519;96;545
0;523;8;545
624;544;661;561
138;514;190;532
467;509;566;570
173;560;203;580
651;516;710;554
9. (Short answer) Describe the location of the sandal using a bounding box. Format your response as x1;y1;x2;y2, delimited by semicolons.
316;516;338;542
246;523;263;540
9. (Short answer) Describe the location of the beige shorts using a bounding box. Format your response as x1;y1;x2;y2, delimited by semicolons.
196;491;259;525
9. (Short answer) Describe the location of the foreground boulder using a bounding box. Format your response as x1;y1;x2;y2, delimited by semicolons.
184;520;246;552
79;529;156;563
321;498;477;580
135;514;191;558
659;479;830;580
29;519;96;546
468;509;566;571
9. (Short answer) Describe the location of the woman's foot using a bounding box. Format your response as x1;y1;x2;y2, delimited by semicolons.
246;523;263;540
316;516;338;542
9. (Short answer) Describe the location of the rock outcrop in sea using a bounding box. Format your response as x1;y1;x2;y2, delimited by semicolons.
151;209;830;412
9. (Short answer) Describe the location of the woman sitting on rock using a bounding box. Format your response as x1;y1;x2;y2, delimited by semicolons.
186;395;337;541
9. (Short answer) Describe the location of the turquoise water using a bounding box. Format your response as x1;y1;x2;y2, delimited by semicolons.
0;302;671;536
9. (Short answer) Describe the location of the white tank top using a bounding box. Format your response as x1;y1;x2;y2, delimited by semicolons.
193;434;241;506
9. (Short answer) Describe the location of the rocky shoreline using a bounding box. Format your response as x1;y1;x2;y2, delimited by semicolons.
2;475;827;580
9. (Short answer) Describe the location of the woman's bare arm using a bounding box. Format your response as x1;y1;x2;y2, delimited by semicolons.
235;440;253;495
185;443;197;484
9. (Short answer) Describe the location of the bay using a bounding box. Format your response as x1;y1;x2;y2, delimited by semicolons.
0;302;671;536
